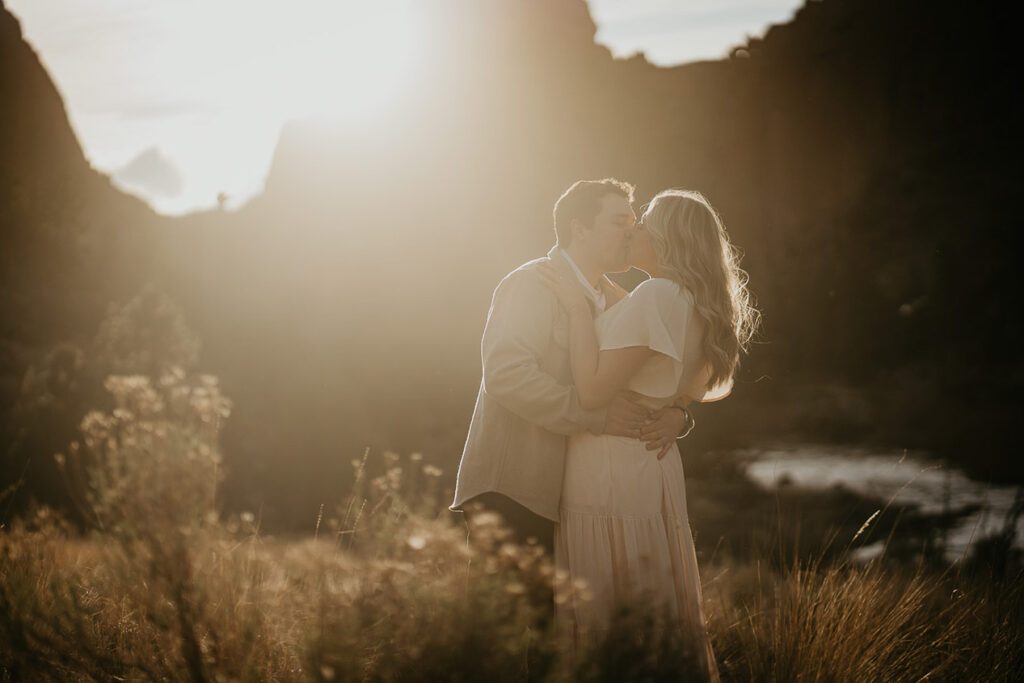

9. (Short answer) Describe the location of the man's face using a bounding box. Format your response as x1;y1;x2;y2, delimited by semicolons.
627;210;658;273
577;193;636;274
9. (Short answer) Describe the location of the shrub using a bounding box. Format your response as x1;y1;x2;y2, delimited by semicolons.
57;370;229;536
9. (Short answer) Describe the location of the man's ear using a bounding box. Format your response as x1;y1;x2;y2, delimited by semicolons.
570;217;588;244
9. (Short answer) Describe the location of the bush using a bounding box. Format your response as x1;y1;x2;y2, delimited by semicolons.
57;370;229;536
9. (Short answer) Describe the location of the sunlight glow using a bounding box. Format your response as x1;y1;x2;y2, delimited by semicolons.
7;0;421;215
8;0;795;214
224;1;419;123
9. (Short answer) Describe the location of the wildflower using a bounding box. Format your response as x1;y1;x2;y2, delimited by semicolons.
213;397;232;419
159;365;185;387
571;578;593;602
190;396;213;420
407;535;427;550
112;408;134;422
470;511;503;529
105;375;149;394
80;411;110;437
386;467;403;491
423;465;443;478
553;568;570;588
517;554;537;572
499;543;519;561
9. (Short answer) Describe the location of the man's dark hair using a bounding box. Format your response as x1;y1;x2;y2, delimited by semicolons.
553;178;636;247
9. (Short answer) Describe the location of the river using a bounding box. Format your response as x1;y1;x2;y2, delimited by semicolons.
734;444;1024;563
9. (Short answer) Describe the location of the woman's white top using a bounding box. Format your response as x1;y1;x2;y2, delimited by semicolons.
594;277;731;402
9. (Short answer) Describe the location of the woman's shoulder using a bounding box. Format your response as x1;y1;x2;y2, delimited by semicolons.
628;277;691;309
597;277;688;362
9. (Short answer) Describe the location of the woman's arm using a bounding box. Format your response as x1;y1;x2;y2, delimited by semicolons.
538;263;654;410
563;301;653;409
481;269;607;435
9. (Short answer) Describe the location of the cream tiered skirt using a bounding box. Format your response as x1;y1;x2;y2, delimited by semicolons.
554;432;719;681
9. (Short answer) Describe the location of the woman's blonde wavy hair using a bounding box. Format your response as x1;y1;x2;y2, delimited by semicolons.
643;189;759;390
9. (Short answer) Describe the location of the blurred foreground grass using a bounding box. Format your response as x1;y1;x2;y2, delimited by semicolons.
2;373;1022;681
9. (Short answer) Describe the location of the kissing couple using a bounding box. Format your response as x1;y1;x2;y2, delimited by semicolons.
451;179;757;680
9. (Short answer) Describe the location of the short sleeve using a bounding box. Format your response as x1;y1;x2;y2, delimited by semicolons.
595;279;690;398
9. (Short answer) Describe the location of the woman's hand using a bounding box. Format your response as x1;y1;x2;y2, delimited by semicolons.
537;262;590;315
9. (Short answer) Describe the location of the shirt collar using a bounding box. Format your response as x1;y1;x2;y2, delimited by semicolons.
559;249;606;310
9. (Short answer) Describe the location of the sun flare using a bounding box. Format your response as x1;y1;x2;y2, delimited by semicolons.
7;0;422;214
229;1;421;123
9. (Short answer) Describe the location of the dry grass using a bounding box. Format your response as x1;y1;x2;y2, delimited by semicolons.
2;373;1022;681
706;557;1024;681
0;495;570;681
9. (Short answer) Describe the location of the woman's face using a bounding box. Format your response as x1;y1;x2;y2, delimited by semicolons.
627;211;659;274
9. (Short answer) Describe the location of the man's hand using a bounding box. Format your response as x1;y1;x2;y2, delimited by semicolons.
602;391;650;439
640;407;692;459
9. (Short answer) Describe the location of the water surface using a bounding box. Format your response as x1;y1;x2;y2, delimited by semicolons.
736;444;1024;562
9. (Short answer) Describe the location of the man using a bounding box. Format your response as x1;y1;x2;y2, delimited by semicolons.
450;178;693;553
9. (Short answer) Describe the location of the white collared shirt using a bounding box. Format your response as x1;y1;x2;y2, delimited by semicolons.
560;249;607;312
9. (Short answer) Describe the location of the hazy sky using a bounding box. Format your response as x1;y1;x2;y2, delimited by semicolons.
7;0;804;215
588;0;803;65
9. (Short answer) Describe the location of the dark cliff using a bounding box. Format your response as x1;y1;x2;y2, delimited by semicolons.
1;0;164;513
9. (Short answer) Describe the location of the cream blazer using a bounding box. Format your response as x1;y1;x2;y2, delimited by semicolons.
450;247;627;521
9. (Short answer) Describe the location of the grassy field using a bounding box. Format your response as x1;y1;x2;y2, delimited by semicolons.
2;374;1022;681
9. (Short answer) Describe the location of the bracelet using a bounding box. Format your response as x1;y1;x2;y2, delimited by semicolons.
673;406;695;440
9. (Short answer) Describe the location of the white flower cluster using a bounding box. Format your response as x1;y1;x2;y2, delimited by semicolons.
60;368;232;536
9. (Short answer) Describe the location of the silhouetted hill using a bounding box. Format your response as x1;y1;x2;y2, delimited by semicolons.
2;0;1021;528
1;0;166;514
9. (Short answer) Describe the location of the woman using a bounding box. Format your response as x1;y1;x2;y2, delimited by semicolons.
538;189;757;680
